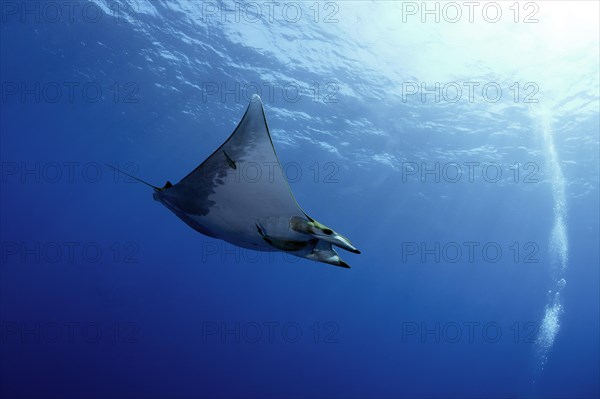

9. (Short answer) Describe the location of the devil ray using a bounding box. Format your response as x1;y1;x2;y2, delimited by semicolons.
111;95;360;268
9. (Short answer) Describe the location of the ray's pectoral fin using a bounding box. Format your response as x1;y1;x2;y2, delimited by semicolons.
256;223;315;252
290;216;360;254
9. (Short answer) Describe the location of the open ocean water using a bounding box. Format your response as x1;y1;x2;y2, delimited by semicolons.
1;1;599;398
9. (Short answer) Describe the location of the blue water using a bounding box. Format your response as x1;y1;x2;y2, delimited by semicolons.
1;1;599;398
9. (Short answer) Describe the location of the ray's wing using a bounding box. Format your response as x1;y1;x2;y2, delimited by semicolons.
163;95;306;244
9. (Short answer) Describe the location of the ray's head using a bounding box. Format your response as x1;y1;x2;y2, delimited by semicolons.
290;216;360;254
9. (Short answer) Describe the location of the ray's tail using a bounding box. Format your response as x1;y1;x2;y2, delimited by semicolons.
105;163;162;191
